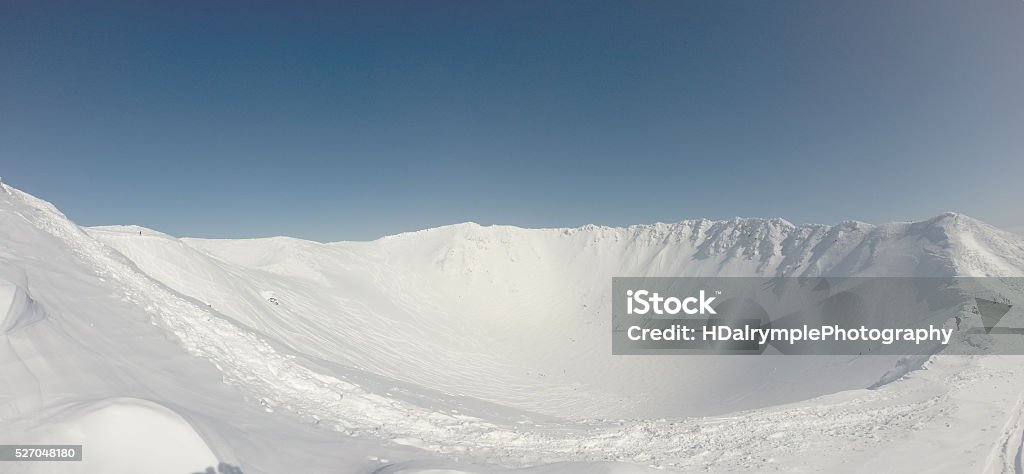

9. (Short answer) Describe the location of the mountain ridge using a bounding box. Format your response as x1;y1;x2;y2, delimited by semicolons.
90;210;1007;245
91;209;1024;277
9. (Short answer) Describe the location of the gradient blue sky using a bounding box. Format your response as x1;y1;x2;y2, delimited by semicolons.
2;1;1023;240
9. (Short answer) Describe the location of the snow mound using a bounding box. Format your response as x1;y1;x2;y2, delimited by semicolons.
20;398;218;474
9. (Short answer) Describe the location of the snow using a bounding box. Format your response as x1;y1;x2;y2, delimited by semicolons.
1;182;1023;473
11;398;219;474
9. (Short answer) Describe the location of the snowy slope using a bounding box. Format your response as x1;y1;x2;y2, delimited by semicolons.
91;213;1024;419
2;182;1024;473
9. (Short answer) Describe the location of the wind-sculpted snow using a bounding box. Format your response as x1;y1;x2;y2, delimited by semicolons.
0;282;46;334
26;398;220;474
2;182;1024;473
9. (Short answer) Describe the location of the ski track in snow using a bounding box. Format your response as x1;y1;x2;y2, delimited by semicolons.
988;395;1024;474
6;184;1024;472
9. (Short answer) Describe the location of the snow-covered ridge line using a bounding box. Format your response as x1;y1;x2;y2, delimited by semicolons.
92;212;991;245
367;212;1007;243
99;210;1024;277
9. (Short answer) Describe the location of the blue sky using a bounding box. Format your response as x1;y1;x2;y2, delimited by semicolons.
2;1;1023;240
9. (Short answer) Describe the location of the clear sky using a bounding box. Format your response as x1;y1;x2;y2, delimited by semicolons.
2;1;1023;241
